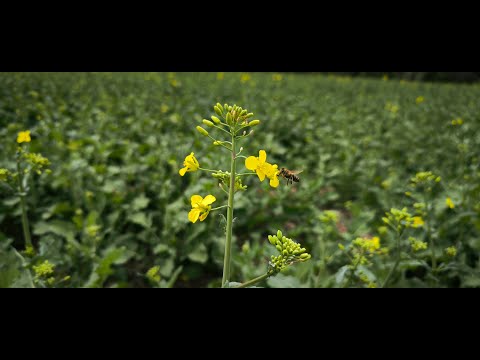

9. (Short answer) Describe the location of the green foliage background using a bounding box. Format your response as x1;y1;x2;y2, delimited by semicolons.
1;72;479;287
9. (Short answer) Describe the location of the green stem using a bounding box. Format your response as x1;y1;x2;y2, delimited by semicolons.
211;205;228;211
234;271;273;288
236;172;256;176
198;167;219;173
17;160;32;249
382;231;402;288
222;133;236;288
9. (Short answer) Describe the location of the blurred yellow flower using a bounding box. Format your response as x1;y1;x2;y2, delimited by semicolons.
416;96;425;104
272;74;283;82
446;197;455;209
240;73;251;83
188;194;216;223
217;72;224;80
451;118;464;126
179;152;199;176
412;216;424;228
17;130;31;143
365;236;381;252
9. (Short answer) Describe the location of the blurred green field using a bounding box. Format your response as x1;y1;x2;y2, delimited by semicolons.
1;72;479;288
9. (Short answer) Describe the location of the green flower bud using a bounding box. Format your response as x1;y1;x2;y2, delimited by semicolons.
282;250;288;256
240;109;247;116
299;253;311;260
249;120;260;127
276;245;283;252
245;113;254;119
203;119;214;127
338;244;345;251
213;141;221;146
224;104;228;111
211;116;221;124
216;103;223;112
277;230;283;239
228;106;233;111
214;106;223;117
268;235;276;245
276;239;282;246
196;126;209;136
226;112;233;124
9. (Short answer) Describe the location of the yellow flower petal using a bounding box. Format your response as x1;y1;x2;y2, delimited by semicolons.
202;195;216;206
179;167;188;176
259;150;267;164
17;131;31;144
188;208;201;223
245;156;258;170
446;197;455;209
199;211;209;221
270;175;279;188
257;169;266;181
191;195;203;207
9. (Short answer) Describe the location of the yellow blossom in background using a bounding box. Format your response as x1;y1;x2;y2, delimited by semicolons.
416;96;425;104
179;152;200;176
412;216;424;228
451;118;464;126
272;73;283;81
383;74;389;81
245;150;279;187
446;197;455;209
217;72;224;80
146;266;161;282
365;237;381;252
240;73;251;83
17;130;31;143
445;246;457;257
188;194;216;223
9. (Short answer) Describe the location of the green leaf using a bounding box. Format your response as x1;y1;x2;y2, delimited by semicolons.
132;194;150;211
128;212;152;228
335;265;350;285
33;220;78;245
187;243;208;264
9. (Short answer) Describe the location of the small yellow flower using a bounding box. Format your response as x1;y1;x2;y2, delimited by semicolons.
272;74;283;82
179;152;200;176
17;130;31;143
217;72;224;80
245;150;279;187
267;164;280;188
240;73;251;83
416;96;425;104
188;194;216;223
412;216;424;228
446;197;455;209
365;237;381;252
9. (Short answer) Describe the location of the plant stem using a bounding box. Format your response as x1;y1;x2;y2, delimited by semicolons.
17;159;32;249
382;231;402;288
211;205;228;211
222;133;236;288
234;272;273;288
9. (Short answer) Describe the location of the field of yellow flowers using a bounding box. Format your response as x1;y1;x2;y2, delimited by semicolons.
1;72;479;288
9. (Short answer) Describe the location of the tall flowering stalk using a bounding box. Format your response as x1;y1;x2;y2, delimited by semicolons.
179;103;311;288
1;130;51;253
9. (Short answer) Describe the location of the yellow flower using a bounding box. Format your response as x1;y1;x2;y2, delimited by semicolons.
240;73;251;83
217;72;224;80
416;96;425;104
412;216;424;228
267;164;280;188
365;237;381;252
179;152;199;176
188;194;216;223
245;150;279;187
446;197;455;209
17;130;31;143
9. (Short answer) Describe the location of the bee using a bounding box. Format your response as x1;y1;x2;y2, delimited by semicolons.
278;168;303;185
